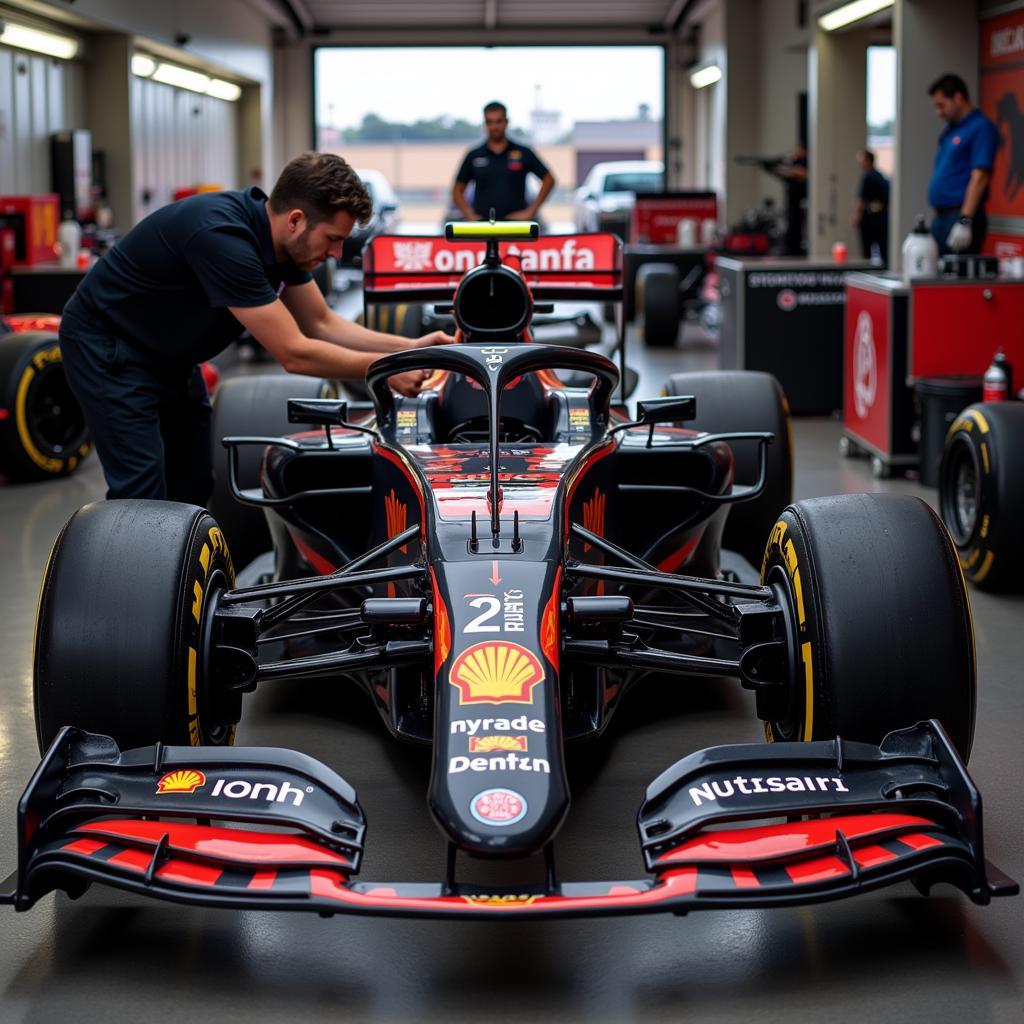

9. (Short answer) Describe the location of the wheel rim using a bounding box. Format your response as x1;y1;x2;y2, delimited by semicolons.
763;565;804;742
28;361;88;455
198;567;238;745
941;438;980;546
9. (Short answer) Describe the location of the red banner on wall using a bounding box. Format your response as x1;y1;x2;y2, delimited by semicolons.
980;11;1024;251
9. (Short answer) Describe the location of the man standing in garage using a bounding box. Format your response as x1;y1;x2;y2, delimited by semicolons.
928;73;1000;255
451;101;556;221
853;149;889;264
58;151;453;505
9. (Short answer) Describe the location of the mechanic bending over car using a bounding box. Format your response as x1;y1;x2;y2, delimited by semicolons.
451;100;555;221
58;151;454;505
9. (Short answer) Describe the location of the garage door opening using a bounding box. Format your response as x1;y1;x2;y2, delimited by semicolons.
314;45;665;232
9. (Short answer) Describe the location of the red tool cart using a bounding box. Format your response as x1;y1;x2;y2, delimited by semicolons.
843;272;1024;478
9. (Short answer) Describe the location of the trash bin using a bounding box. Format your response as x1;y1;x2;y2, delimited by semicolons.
915;376;983;488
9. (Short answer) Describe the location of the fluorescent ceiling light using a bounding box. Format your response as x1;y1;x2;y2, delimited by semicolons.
152;62;211;94
207;78;242;101
0;22;78;60
131;53;156;77
818;0;894;31
690;64;722;89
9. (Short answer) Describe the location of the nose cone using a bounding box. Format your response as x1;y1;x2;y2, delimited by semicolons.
428;560;568;855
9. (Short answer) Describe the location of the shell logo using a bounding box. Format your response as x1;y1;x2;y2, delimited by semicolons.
450;642;545;705
156;769;206;795
469;735;528;753
462;893;539;906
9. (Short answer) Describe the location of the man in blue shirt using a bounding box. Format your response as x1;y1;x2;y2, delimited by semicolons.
452;101;555;221
927;74;1000;255
59;152;452;504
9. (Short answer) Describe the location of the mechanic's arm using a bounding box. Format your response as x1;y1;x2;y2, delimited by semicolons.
529;173;556;216
281;280;453;354
852;198;864;228
452;181;480;220
961;168;991;218
229;299;430;397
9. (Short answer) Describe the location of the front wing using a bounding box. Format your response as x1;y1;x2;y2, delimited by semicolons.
1;722;1015;920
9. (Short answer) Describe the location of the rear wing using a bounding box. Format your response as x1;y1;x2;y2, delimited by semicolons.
362;232;624;305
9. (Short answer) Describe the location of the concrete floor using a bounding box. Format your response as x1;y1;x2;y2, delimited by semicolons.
1;319;1022;1023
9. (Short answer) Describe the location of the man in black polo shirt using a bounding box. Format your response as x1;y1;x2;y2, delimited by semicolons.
853;149;889;264
59;152;452;504
451;101;555;221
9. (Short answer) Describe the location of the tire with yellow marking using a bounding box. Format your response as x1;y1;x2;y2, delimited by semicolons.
209;373;337;570
34;500;238;753
760;493;975;760
939;402;1024;591
0;329;90;481
664;371;793;566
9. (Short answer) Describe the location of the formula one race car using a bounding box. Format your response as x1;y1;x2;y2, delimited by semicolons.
5;223;1015;920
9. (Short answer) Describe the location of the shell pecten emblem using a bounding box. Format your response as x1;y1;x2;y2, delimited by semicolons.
156;769;207;795
449;641;545;705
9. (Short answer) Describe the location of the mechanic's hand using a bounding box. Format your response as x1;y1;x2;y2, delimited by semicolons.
389;369;431;397
413;330;456;348
946;217;973;253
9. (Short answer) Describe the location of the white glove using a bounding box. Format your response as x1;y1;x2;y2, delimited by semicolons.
946;217;973;253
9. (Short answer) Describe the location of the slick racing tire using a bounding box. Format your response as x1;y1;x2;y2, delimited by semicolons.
209;373;336;570
0;330;90;481
35;500;238;752
664;371;792;567
346;303;429;401
760;493;975;760
939;402;1024;591
637;263;681;347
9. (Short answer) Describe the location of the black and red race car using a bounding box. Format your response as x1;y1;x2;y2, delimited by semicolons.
4;223;1016;920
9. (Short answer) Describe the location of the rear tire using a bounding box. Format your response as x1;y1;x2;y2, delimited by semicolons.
664;371;792;566
34;500;238;752
939;402;1024;590
637;264;680;347
0;330;90;481
209;373;335;569
760;493;975;760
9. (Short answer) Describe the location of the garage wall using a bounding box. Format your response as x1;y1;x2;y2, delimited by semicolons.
131;76;239;221
0;44;86;196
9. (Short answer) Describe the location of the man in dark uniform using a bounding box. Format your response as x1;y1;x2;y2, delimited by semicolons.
59;152;453;504
853;149;889;264
451;101;555;221
927;73;1000;255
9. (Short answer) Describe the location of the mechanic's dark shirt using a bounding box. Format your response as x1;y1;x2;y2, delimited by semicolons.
928;108;1000;209
455;139;550;219
64;187;312;364
858;168;890;211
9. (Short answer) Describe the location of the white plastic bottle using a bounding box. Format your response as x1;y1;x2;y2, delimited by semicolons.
676;218;697;247
57;212;81;269
902;215;938;281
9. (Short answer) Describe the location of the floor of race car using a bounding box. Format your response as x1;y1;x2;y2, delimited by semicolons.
1;320;1022;1023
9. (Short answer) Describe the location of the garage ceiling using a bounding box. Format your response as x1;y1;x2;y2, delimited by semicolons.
291;0;692;33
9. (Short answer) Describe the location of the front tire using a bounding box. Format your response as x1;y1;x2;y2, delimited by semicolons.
940;402;1024;590
760;493;975;760
34;500;238;752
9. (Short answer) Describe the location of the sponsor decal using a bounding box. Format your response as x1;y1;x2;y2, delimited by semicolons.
397;409;418;430
688;775;850;807
463;589;526;633
508;150;522;160
472;156;489;167
449;641;545;704
470;787;528;826
853;310;877;419
582;487;605;551
481;346;507;372
568;407;590;431
387;237;597;275
451;715;546;735
777;289;797;312
469;735;528;752
450;753;549;774
992;24;1024;57
156;769;206;795
393;240;434;271
385;489;409;553
209;778;310;807
749;271;845;288
461;893;539;906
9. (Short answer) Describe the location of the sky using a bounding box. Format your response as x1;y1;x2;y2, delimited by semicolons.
315;46;665;131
